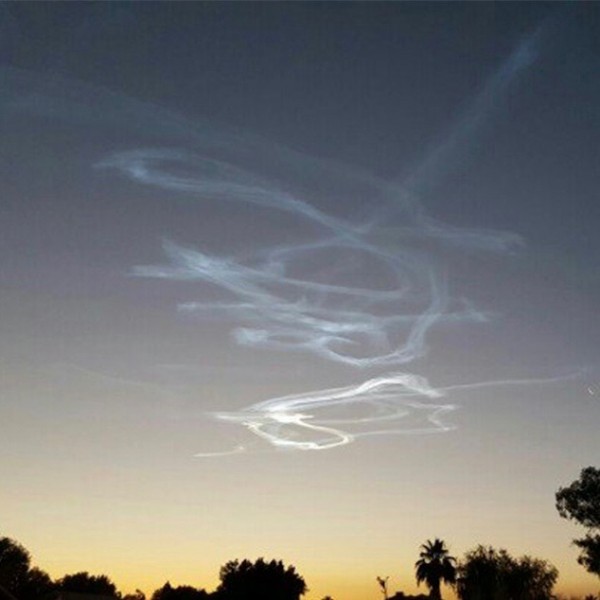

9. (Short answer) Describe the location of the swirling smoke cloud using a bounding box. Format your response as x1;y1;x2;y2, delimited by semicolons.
1;23;548;453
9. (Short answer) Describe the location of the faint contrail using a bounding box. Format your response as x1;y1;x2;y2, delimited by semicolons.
398;19;548;198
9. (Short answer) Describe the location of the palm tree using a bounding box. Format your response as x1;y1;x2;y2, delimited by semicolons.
415;538;457;600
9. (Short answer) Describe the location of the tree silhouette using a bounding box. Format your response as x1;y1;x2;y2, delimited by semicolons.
216;558;306;600
456;546;506;600
56;573;119;597
0;537;31;594
0;537;54;600
556;466;600;579
151;583;208;600
456;545;557;600
16;569;54;600
122;590;146;600
415;539;456;600
505;555;559;600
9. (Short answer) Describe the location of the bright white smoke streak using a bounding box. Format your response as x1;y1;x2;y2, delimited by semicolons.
206;373;455;453
0;23;550;452
194;370;578;455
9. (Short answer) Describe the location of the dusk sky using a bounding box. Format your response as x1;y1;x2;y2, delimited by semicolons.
1;3;599;600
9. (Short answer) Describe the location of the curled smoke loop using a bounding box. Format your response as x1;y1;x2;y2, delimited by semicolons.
94;26;546;452
99;149;514;369
97;143;518;452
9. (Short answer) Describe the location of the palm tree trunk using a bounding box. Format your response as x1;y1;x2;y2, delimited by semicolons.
430;581;442;600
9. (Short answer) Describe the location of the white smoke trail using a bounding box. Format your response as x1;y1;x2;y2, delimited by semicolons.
194;371;580;455
101;146;512;369
205;373;455;453
399;26;543;197
0;21;555;453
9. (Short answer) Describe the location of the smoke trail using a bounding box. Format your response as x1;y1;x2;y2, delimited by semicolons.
195;371;580;455
99;138;515;370
0;21;551;453
205;373;456;453
95;27;542;451
398;20;548;198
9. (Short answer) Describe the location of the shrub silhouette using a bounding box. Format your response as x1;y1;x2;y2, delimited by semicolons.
56;572;119;597
216;558;306;600
456;545;557;600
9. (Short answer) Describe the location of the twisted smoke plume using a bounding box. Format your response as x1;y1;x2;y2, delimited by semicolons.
0;21;554;453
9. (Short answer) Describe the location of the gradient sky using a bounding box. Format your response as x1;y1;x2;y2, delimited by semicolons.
1;3;599;600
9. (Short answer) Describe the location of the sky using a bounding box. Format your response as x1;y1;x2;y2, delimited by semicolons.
1;3;599;599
